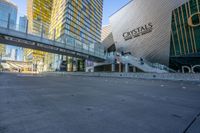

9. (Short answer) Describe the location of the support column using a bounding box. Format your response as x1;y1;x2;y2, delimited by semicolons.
73;58;77;72
7;13;11;29
84;60;87;72
119;63;122;72
111;63;115;72
41;24;44;38
53;29;56;42
125;63;129;73
67;57;73;72
26;20;29;34
133;67;136;72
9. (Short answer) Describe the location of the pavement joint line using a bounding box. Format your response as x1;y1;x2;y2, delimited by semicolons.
183;112;200;133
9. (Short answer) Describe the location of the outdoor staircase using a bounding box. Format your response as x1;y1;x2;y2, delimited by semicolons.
119;55;169;73
93;52;175;73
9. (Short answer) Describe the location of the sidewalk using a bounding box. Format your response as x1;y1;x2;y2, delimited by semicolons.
43;72;200;82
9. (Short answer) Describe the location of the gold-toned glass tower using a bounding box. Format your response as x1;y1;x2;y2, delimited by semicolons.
25;0;103;72
25;0;54;72
50;0;103;44
50;0;103;71
27;0;53;35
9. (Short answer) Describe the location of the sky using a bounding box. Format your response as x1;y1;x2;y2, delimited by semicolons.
11;0;130;25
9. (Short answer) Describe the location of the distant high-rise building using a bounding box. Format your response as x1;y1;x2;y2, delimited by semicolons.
0;0;17;28
19;16;28;32
2;46;17;61
0;0;21;61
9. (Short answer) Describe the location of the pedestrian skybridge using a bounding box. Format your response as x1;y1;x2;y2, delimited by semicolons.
0;19;105;62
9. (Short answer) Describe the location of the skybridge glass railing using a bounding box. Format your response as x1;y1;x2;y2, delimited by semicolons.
0;18;106;59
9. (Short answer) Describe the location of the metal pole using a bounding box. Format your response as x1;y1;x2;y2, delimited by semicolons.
84;59;87;72
0;53;2;69
82;41;84;52
7;13;11;29
94;43;95;55
73;38;75;50
98;46;100;57
111;63;115;72
119;63;121;72
53;29;56;42
26;19;29;34
133;67;136;72
88;44;90;55
41;24;44;38
125;63;129;73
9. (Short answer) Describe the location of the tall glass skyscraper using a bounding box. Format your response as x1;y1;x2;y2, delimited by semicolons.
50;0;103;71
26;0;103;72
0;0;17;28
50;0;103;44
25;0;54;72
19;16;28;32
0;0;20;61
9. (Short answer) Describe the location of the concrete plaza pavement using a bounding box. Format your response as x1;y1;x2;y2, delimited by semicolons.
0;72;200;133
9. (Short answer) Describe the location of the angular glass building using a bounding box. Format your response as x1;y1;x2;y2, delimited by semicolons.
108;0;200;73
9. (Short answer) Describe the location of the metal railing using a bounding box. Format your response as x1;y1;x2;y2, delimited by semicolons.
109;52;176;73
143;59;176;72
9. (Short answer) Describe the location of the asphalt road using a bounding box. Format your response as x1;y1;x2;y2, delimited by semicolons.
0;72;200;133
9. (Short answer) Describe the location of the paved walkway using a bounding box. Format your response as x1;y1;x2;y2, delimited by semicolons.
0;73;200;133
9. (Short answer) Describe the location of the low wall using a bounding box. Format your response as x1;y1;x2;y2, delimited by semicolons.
43;72;200;82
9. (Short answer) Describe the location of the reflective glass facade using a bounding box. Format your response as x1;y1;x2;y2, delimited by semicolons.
49;0;103;72
26;0;103;72
50;0;103;44
0;0;17;28
0;0;17;59
27;0;53;35
170;0;200;71
170;0;200;56
26;0;54;71
19;16;28;32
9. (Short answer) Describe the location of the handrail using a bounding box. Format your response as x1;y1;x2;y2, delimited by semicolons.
107;52;176;73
